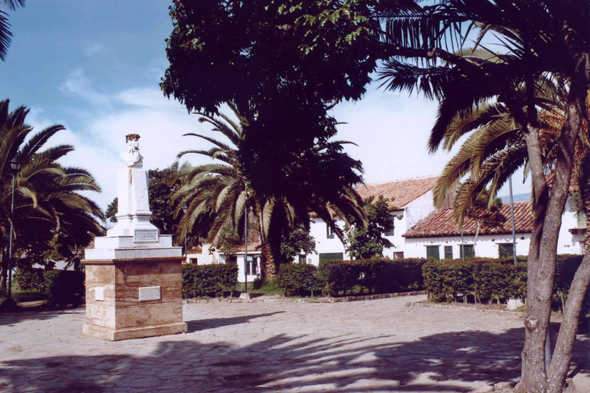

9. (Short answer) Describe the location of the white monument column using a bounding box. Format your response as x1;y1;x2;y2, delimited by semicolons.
82;134;187;341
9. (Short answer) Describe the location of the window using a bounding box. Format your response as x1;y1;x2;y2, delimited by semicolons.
444;246;453;260
578;212;587;229
385;216;395;236
190;258;198;264
498;243;514;258
319;253;343;261
394;252;404;259
326;223;335;239
426;246;440;261
460;245;475;259
298;255;306;264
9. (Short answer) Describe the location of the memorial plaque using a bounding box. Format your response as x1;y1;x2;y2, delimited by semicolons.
139;286;161;301
95;287;104;301
134;229;158;242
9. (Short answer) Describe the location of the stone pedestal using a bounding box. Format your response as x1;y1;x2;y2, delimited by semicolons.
83;235;187;341
82;256;186;341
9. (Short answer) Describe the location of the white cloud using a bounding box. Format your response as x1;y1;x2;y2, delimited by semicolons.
83;42;105;57
60;69;112;110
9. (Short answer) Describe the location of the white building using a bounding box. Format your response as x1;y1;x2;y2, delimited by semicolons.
184;175;586;280
308;176;442;262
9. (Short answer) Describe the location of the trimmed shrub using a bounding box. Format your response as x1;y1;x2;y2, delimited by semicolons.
14;268;85;306
43;270;85;306
182;264;238;298
317;258;427;297
277;263;320;296
423;255;584;311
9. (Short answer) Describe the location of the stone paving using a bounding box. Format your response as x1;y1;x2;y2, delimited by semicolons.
1;295;589;393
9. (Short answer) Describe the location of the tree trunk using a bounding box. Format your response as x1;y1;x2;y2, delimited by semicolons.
518;57;587;392
260;242;281;280
0;250;6;294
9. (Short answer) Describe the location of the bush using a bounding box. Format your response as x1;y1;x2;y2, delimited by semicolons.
15;268;46;292
14;268;85;306
43;270;85;306
182;264;238;298
423;255;585;311
317;258;427;297
277;263;320;296
252;277;264;290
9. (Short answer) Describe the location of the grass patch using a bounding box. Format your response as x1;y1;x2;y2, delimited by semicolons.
0;283;48;304
236;280;284;296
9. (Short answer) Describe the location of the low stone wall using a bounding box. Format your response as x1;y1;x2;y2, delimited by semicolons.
183;290;427;304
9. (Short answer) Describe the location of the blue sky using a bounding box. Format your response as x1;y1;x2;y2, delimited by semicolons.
0;1;530;211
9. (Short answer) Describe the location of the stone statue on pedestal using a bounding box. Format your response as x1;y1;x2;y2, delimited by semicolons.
83;134;186;341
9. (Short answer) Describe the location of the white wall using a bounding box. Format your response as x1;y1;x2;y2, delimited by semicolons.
236;253;262;283
184;249;215;265
404;190;437;230
558;198;585;255
404;233;532;259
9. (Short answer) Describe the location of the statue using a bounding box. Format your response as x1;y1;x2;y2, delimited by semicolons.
120;134;143;168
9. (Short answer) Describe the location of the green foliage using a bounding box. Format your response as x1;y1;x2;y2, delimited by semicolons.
14;268;84;306
280;225;316;262
106;197;118;223
14;268;45;292
276;263;320;296
43;270;85;306
347;195;396;259
162;0;381;113
317;258;427;297
181;263;238;298
423;256;585;309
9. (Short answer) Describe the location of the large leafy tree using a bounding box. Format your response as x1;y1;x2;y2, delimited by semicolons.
173;104;365;279
0;99;104;291
161;1;376;254
378;1;589;391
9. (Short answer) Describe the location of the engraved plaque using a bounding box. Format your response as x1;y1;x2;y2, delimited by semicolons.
134;229;158;242
139;286;161;301
95;287;104;301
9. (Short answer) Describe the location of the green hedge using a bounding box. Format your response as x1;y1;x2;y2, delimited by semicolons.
15;268;85;306
317;258;427;297
423;255;585;310
182;264;238;298
277;263;320;296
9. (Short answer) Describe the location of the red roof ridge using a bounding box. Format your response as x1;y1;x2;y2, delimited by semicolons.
359;175;439;188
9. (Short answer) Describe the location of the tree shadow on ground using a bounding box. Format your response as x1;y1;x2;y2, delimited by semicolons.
0;306;82;327
2;322;589;393
186;311;285;333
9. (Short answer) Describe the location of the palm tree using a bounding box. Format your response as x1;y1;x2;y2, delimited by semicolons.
0;99;104;292
377;1;589;391
430;76;567;227
174;103;366;279
0;0;25;61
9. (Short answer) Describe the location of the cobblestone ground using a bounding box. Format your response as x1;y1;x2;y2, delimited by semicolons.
1;295;589;393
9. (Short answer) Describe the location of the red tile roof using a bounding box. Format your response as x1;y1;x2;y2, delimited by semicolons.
356;176;439;209
403;201;534;238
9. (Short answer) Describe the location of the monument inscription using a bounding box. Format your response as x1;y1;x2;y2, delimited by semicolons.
134;229;158;242
139;286;161;301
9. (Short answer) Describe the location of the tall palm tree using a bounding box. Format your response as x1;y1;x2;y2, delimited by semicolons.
377;1;589;391
0;0;25;61
0;99;104;291
430;75;567;227
174;103;366;279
